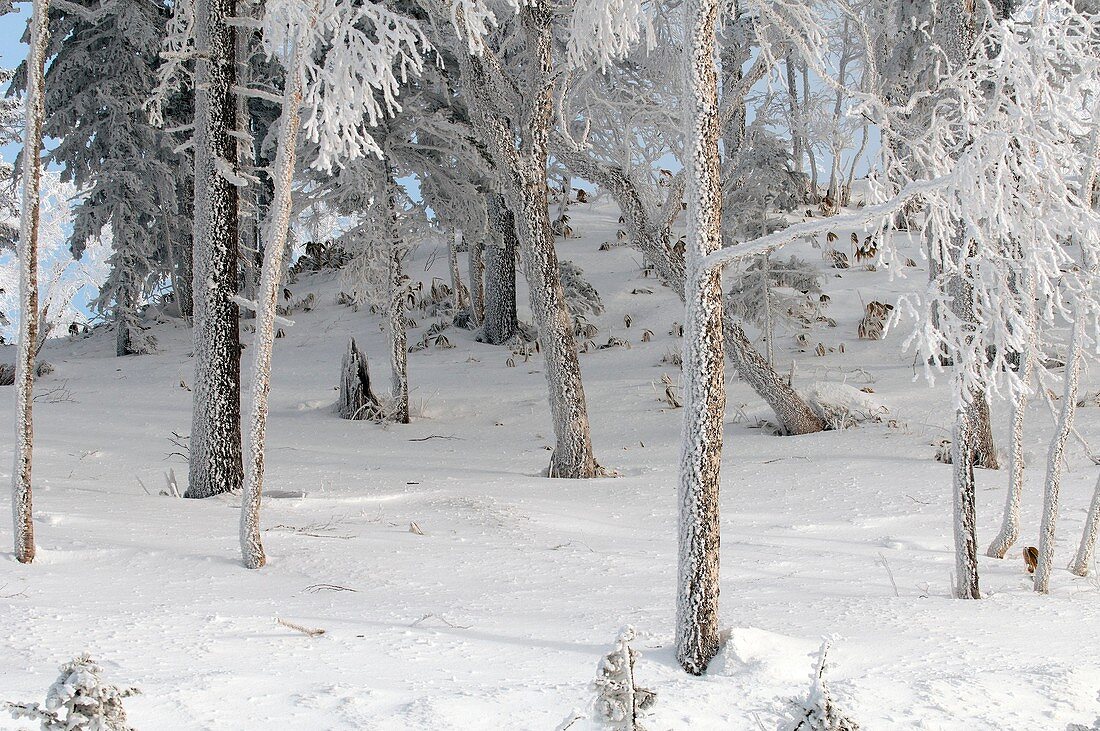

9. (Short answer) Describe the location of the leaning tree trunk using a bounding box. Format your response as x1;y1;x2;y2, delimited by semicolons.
677;0;725;676
1071;470;1100;577
11;0;49;565
239;29;308;570
386;172;410;425
1035;304;1086;592
481;194;519;345
187;0;243;499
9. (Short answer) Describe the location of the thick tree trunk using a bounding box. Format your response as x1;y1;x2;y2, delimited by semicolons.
481;194;519;345
1035;305;1085;592
677;0;724;676
387;174;410;425
187;0;243;499
239;35;307;570
11;0;49;565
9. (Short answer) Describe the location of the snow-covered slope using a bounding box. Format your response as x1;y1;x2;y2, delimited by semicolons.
3;200;1100;729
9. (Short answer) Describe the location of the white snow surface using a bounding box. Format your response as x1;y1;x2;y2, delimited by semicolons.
3;201;1100;729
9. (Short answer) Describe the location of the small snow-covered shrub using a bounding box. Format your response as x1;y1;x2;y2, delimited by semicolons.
592;625;656;731
7;654;139;731
726;255;827;333
803;383;888;430
560;260;604;324
785;641;858;731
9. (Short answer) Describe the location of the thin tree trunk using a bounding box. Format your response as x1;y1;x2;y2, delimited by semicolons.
187;0;243;499
239;24;309;571
1035;305;1086;593
11;0;49;565
387;172;410;425
951;391;981;599
801;61;819;201
468;236;485;326
481;194;519;345
449;231;468;313
987;272;1036;558
677;0;724;676
1071;471;1100;577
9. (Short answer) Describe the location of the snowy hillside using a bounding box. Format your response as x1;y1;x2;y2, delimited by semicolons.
3;200;1100;729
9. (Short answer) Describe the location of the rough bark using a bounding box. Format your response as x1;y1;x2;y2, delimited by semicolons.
239;36;307;570
11;0;49;565
1035;306;1085;593
449;231;468;314
336;338;382;420
677;0;724;676
186;0;243;499
481;194;519;345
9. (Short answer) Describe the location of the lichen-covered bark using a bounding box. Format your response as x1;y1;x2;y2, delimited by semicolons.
187;0;243;499
481;194;519;345
11;0;50;565
239;35;308;570
677;0;724;676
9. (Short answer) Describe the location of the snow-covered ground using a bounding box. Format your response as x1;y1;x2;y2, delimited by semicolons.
4;200;1100;729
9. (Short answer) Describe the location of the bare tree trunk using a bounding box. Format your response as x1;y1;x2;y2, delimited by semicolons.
387;172;410;425
1035;305;1085;592
481;194;519;345
677;0;724;676
801;61;819;201
11;0;49;565
335;338;381;420
239;28;308;570
1071;471;1100;577
187;0;243;499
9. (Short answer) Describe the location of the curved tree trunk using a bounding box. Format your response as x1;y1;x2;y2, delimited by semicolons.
677;0;724;676
187;0;243;499
11;0;50;565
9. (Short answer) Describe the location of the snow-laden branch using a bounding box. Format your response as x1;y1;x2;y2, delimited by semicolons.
693;175;952;278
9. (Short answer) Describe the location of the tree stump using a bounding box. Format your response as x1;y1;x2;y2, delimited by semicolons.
335;338;382;420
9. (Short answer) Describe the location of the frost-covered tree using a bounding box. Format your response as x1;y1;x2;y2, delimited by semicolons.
676;0;725;676
11;0;49;565
7;654;139;731
592;625;656;730
31;0;194;355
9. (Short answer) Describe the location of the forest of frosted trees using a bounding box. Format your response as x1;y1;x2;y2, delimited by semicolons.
5;0;1100;727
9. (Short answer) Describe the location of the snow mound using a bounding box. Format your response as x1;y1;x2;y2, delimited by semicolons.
711;627;817;685
803;382;889;429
